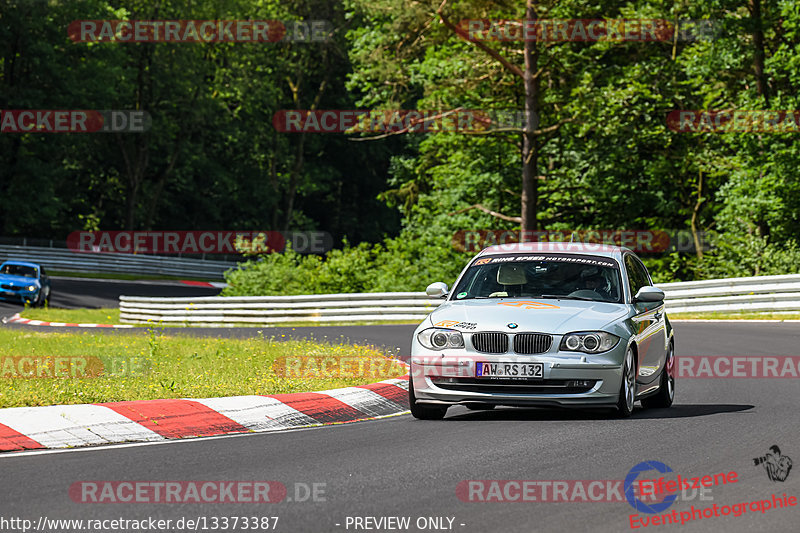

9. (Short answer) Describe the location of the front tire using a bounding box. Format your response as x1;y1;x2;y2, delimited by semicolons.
641;342;675;409
409;376;448;420
615;346;636;418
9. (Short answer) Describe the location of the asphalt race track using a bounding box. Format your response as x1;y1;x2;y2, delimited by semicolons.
1;279;799;532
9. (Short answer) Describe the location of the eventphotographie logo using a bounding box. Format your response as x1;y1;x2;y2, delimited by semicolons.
625;461;678;514
753;446;793;482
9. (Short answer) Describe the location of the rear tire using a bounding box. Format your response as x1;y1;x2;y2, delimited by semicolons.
409;377;448;420
615;346;636;418
641;342;675;409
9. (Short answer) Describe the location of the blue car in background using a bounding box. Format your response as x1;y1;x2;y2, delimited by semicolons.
0;260;51;306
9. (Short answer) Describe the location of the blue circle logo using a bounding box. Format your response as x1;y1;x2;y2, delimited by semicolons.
624;461;677;514
507;323;518;329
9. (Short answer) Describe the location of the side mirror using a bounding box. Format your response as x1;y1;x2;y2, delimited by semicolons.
634;286;665;303
426;282;450;298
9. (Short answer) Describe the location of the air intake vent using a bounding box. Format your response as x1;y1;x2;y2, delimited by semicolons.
513;333;552;354
471;333;509;354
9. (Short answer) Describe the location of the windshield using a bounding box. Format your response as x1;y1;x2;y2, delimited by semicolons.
0;264;38;278
452;254;622;303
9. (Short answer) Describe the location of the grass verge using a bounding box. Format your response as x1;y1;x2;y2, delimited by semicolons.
0;328;406;408
18;307;121;324
24;307;800;327
17;307;418;327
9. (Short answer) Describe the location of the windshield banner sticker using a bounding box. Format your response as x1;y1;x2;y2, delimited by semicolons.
474;254;617;268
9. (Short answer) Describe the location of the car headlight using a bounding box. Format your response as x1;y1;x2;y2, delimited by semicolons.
26;285;36;292
560;331;619;353
417;328;465;350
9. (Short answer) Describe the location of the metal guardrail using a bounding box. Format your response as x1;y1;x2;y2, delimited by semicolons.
0;245;237;280
118;274;800;325
658;274;800;313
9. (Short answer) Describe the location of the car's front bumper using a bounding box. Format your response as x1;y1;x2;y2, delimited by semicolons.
410;340;628;408
0;288;38;303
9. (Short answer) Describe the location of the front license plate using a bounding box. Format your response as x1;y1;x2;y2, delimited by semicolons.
476;362;543;378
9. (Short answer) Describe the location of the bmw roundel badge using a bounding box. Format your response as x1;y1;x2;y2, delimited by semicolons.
507;323;518;329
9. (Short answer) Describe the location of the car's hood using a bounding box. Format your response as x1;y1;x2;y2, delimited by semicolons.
428;298;628;334
0;274;38;286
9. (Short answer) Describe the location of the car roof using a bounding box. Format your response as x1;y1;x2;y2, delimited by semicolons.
477;241;630;260
0;260;41;268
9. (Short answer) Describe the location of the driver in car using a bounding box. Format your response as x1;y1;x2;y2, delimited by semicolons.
581;270;611;300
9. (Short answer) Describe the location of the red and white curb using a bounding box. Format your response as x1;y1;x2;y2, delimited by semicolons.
180;280;228;288
0;378;409;453
2;313;134;328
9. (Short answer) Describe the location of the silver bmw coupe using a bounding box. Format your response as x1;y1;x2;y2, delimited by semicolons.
409;242;674;419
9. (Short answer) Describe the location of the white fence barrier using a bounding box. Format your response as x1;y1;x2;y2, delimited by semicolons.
658;273;800;313
118;274;800;325
120;292;443;325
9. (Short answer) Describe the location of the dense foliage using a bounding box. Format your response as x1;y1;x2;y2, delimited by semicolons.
2;0;799;293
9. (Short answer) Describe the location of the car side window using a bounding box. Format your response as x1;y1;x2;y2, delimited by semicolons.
624;254;650;299
634;257;652;287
